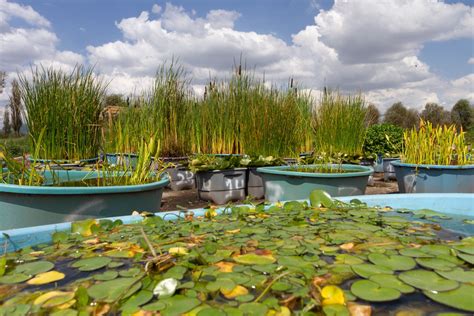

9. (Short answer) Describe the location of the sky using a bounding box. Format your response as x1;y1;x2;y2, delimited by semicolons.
0;0;473;121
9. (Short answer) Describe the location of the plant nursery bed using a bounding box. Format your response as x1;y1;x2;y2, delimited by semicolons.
0;192;473;315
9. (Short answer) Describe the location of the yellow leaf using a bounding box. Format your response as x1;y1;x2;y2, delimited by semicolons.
215;261;235;273
340;242;355;251
83;238;100;245
34;291;68;305
29;251;45;256
275;306;291;316
27;271;65;285
57;299;76;310
225;229;241;234
221;285;248;299
321;285;345;306
168;247;188;255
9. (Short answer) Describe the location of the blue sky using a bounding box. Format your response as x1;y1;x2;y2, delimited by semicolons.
0;0;473;112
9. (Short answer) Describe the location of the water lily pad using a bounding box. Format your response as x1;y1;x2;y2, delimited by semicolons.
27;271;65;285
351;264;393;279
423;284;474;312
142;301;166;311
350;280;401;302
93;270;118;281
310;190;334;208
238;302;268;316
321;285;345;306
322;304;350;316
398;248;433;258
159;295;201;316
233;253;276;265
436;268;474;283
87;277;141;302
416;258;457;271
71;257;111;271
335;254;364;265
452;244;474;255
420;245;451;256
368;253;416;271
457;252;474;265
14;261;54;275
369;274;415;294
398;270;459;291
0;273;31;284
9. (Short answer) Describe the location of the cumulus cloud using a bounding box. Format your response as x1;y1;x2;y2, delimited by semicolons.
468;57;474;64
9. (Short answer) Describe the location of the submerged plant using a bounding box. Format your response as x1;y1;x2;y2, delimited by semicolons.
402;119;472;165
19;65;106;160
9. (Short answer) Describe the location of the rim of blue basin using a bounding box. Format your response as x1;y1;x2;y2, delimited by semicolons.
105;153;139;157
0;173;169;195
1;193;472;253
257;164;373;178
391;160;474;169
27;156;99;164
197;167;248;173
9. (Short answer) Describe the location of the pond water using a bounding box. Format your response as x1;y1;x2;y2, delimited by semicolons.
0;198;473;315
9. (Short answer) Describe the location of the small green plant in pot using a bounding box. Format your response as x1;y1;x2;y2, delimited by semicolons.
190;154;247;205
392;119;474;193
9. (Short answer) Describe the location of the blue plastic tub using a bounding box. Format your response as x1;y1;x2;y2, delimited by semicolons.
0;170;169;230
392;160;474;193
1;193;471;253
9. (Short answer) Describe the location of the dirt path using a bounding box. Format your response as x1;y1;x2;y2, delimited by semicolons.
160;173;399;211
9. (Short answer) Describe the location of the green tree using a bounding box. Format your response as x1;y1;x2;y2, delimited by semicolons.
451;99;473;131
9;79;23;136
104;94;127;107
383;102;419;129
420;102;451;126
365;103;380;126
3;109;11;136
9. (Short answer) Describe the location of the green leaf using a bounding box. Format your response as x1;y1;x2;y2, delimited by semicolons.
457;252;474;265
398;270;459;291
350;280;401;302
93;270;118;281
14;261;54;275
369;274;415;294
322;304;350;316
368;253;416;271
87;277;141;302
0;257;6;277
71;257;112;272
309;190;334;208
436;268;474;283
351;264;393;279
71;219;98;237
0;273;31;284
398;248;433;258
452;244;474;255
233;253;276;265
159;295;201;316
424;284;474;312
238;303;268;316
415;257;457;271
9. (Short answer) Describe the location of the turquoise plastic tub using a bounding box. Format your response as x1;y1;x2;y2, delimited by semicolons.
257;164;373;202
0;193;471;253
0;170;169;230
392;161;474;193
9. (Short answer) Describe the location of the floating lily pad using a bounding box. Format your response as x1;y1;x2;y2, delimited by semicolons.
420;245;452;256
351;264;393;279
368;253;416;271
233;253;276;265
94;270;118;281
322;304;350;316
14;261;54;275
369;274;415;294
309;190;334;208
71;257;112;271
398;248;433;258
27;271;65;285
436;268;474;283
159;295;201;315
452;244;474;255
0;273;31;284
423;284;474;312
238;302;268;316
87;277;141;302
398;270;459;291
416;258;457;271
457;252;474;265
350;280;401;302
335;254;364;265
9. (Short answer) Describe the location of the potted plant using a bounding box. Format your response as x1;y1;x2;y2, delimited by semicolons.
240;155;285;199
0;137;170;230
392;120;473;193
363;123;403;180
258;153;373;202
20;65;105;166
189;154;247;204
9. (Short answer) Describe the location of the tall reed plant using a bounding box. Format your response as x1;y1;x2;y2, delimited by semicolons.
312;90;367;156
402;119;471;165
19;65;106;160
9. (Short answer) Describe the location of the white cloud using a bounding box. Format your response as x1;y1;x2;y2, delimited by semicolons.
0;0;50;29
151;4;161;14
468;57;474;65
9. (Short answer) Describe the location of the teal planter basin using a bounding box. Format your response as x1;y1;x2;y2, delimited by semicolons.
0;193;471;253
28;156;99;167
257;164;373;202
0;170;169;230
391;161;474;193
104;153;139;168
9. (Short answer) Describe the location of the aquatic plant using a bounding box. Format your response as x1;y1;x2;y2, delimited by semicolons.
19;65;106;160
402;119;472;165
313;90;367;157
1;190;473;314
363;123;404;158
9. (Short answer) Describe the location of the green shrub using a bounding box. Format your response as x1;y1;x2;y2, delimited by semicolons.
363;123;403;158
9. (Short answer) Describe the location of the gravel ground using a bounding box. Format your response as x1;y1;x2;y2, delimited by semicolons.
160;172;399;211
